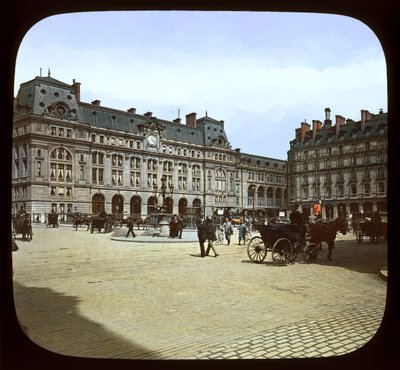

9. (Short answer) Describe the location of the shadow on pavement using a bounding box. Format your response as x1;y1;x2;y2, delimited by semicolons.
12;281;163;360
314;240;387;275
240;240;387;275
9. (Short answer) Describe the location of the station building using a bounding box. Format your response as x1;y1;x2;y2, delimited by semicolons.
287;108;388;221
12;74;288;225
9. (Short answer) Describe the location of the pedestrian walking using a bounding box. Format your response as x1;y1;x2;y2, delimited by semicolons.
177;215;184;239
125;217;136;238
205;217;218;257
222;218;233;245
196;216;208;257
238;221;247;245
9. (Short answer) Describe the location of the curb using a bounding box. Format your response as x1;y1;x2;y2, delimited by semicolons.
111;236;198;243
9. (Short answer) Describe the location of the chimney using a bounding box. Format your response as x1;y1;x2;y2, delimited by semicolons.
186;112;197;127
361;109;373;128
312;120;322;138
335;115;346;134
173;117;182;124
144;111;153;117
72;79;81;102
91;99;101;106
324;107;332;126
296;121;310;142
127;107;136;114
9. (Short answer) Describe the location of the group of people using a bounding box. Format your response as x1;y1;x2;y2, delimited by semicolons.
196;217;250;257
169;215;184;239
125;214;185;238
196;216;219;257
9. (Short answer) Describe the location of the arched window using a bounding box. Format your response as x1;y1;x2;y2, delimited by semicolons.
50;147;72;183
257;186;265;207
266;187;273;207
92;151;105;185
92;193;105;214
275;188;282;207
49;147;73;199
130;195;141;216
215;168;226;192
130;156;141;188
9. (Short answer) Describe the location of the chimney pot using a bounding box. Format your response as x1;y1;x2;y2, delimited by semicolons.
312;120;322;138
186;112;197;127
72;80;81;102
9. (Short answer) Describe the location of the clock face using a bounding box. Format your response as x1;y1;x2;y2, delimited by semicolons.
147;135;156;145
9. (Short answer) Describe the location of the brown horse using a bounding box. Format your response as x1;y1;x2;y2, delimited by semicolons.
307;218;348;261
134;216;150;230
71;213;91;231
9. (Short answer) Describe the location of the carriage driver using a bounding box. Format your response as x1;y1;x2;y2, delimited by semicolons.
289;204;304;225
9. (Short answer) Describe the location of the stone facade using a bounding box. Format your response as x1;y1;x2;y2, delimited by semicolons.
12;75;287;224
287;108;388;221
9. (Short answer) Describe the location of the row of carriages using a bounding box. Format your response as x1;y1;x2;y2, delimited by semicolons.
12;212;117;240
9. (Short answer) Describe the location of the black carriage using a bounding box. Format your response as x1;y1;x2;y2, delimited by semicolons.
247;224;318;265
90;214;115;233
356;221;387;243
47;212;59;228
12;214;33;241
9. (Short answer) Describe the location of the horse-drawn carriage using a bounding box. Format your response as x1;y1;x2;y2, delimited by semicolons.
90;213;115;233
356;220;387;243
12;213;33;241
47;212;59;228
247;224;318;265
247;218;348;264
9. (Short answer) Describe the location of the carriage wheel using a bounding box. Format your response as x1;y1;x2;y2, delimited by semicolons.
271;238;292;265
304;243;318;263
247;236;267;263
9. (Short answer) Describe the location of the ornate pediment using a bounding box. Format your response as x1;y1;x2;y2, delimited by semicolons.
137;116;165;133
210;135;229;148
45;101;78;121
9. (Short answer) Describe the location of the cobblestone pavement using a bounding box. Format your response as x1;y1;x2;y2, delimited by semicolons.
12;224;387;360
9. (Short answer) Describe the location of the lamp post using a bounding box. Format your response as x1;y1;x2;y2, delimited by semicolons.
153;175;174;237
249;181;256;218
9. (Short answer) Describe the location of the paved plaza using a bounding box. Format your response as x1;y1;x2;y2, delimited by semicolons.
11;223;387;361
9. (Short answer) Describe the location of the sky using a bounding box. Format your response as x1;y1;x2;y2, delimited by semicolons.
14;11;387;159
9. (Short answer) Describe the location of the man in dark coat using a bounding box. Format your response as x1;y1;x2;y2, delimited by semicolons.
289;204;304;225
205;217;218;257
125;217;136;238
196;216;208;257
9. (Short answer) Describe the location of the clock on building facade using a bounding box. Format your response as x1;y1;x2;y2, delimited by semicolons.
146;133;158;149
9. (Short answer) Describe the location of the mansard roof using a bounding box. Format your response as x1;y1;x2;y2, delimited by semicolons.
13;76;232;148
290;111;387;150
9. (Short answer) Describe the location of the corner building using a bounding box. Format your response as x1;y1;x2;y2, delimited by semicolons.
287;108;388;221
12;75;287;224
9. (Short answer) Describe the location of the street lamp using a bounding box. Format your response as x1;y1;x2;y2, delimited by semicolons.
153;175;174;237
249;181;256;217
153;175;174;215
